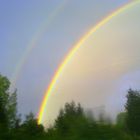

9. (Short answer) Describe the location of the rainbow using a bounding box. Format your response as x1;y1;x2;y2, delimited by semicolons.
10;0;69;90
38;0;140;124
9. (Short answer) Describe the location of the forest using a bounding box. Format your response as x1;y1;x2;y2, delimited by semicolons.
0;74;140;140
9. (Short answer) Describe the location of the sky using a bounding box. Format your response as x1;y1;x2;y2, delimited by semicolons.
0;0;136;123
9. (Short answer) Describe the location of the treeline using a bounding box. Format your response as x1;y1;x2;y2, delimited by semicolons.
0;74;140;140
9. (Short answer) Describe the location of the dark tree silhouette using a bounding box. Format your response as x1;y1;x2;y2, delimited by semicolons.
125;89;140;135
21;112;44;136
0;74;17;139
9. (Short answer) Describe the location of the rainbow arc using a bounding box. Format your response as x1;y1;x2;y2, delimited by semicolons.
36;1;140;124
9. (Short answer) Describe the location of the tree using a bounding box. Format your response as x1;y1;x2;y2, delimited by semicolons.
0;74;18;128
0;74;18;139
54;101;87;137
116;112;127;129
20;112;44;136
54;102;84;129
125;89;140;135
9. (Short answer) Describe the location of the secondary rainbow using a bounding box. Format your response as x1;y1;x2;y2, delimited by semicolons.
38;0;140;124
10;0;69;90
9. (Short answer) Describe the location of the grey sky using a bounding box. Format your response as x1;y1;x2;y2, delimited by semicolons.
0;0;131;119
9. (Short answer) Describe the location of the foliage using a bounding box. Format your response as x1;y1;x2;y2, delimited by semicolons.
1;74;140;139
47;102;134;140
0;74;17;128
10;112;45;140
125;89;140;135
116;112;127;129
0;74;18;139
